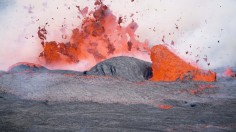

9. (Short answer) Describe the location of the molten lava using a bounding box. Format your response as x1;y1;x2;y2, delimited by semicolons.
36;0;216;82
158;104;173;110
39;1;150;70
188;84;215;95
151;45;216;82
224;68;236;77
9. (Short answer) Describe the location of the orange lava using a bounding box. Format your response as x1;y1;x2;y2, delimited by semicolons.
35;1;217;83
39;1;150;70
224;68;236;77
188;84;215;95
151;45;216;82
158;104;173;110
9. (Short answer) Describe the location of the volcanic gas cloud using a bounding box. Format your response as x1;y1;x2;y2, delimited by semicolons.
37;0;216;82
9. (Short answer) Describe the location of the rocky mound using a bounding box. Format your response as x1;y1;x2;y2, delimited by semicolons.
86;56;152;81
7;57;152;81
8;62;49;73
7;63;83;75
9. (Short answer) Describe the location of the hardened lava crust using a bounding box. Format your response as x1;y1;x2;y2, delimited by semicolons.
0;56;236;131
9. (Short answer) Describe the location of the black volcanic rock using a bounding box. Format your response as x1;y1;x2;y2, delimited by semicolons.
8;62;83;75
7;57;152;80
8;62;49;73
86;56;152;81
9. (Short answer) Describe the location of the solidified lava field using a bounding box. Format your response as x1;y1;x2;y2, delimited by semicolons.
0;57;236;131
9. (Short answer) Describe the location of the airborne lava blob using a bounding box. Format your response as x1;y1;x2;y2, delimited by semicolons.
38;1;150;70
224;68;236;77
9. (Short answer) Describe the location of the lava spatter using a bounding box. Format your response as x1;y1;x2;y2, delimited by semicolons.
37;26;47;46
38;1;150;70
151;45;216;82
37;1;216;82
224;68;236;77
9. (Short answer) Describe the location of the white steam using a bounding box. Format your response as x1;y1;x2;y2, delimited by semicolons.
0;0;235;71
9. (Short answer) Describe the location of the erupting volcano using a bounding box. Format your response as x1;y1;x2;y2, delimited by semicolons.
1;1;236;131
35;0;216;82
38;0;150;71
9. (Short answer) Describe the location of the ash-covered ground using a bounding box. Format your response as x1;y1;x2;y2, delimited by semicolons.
0;57;236;131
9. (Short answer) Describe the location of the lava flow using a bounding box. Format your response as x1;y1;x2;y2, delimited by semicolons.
38;0;150;70
151;45;216;82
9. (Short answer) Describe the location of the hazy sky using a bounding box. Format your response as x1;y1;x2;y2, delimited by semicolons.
0;0;235;71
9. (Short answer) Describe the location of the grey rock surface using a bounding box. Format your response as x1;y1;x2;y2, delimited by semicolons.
1;57;236;131
8;63;49;73
0;92;235;132
8;56;152;81
0;71;6;74
87;56;152;81
0;70;236;131
7;63;84;75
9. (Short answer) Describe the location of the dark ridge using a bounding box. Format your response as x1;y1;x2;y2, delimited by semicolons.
7;56;152;81
7;62;83;75
87;56;152;81
8;63;49;73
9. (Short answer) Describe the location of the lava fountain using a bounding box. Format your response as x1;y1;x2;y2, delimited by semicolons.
36;0;216;82
38;0;150;71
